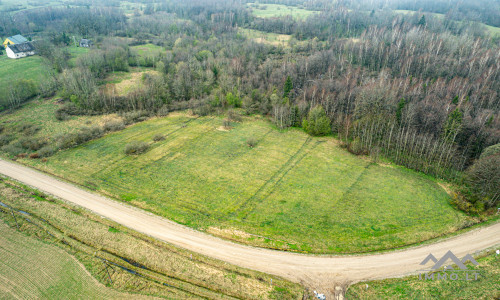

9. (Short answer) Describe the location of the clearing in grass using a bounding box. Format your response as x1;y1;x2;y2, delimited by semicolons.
247;3;317;19
22;112;471;254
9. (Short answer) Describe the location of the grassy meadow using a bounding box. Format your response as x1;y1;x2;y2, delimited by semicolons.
22;112;470;253
0;55;47;93
248;3;317;19
0;98;121;154
0;178;304;299
346;251;500;299
239;28;292;47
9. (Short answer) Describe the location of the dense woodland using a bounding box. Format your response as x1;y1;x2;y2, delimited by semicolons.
0;0;498;211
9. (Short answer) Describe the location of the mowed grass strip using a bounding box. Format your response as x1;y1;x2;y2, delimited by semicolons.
25;113;469;253
0;222;139;299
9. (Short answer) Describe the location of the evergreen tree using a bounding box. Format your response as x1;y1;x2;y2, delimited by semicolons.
283;76;293;99
418;15;426;27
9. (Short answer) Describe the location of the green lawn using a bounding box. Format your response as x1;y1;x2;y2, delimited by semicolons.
248;3;317;19
0;221;137;299
0;55;47;94
23;113;469;253
347;251;500;299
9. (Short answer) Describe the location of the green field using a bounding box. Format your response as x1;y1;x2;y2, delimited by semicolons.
248;3;317;19
0;99;119;149
0;55;47;94
22;113;469;253
239;28;292;46
347;251;500;299
0;222;139;299
0;0;64;12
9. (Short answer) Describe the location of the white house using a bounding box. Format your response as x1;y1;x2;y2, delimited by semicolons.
6;42;36;59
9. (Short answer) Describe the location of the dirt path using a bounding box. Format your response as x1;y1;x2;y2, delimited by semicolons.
1;158;499;296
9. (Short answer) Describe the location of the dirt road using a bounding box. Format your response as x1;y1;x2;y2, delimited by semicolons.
1;158;499;295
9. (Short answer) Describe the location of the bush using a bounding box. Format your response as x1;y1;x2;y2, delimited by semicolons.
227;109;242;122
247;138;258;148
347;138;368;156
18;123;41;135
153;134;165;142
124;141;150;155
302;105;331;136
18;137;47;151
121;110;150;125
38;145;57;157
29;153;40;159
103;120;125;132
0;134;13;146
222;119;231;129
1;143;24;156
462;152;500;211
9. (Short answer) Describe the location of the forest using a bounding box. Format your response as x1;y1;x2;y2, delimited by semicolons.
0;0;498;213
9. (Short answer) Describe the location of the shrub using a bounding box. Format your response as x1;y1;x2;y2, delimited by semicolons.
222;119;231;129
247;138;258;148
0;134;13;146
29;153;40;159
1;143;24;156
38;145;57;157
103;120;125;132
124;141;150;155
347;138;368;156
121;110;150;125
18;123;41;135
302;105;331;136
227;109;242;122
19;137;47;151
153;134;165;142
462;152;500;211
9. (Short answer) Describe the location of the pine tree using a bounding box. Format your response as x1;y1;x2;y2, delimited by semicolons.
418;15;426;27
283;76;293;99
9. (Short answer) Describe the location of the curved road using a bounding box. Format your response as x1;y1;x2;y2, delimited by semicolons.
1;158;499;294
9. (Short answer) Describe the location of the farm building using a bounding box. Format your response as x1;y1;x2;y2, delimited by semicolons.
6;42;36;59
79;39;93;48
3;34;28;48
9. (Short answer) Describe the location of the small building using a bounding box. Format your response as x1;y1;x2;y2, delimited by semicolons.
79;39;93;48
6;42;36;59
3;34;28;48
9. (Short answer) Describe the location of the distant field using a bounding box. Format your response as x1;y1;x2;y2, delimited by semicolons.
131;43;164;58
23;113;469;253
248;3;317;19
347;251;500;299
0;0;64;12
239;28;291;46
0;222;136;299
393;9;500;37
